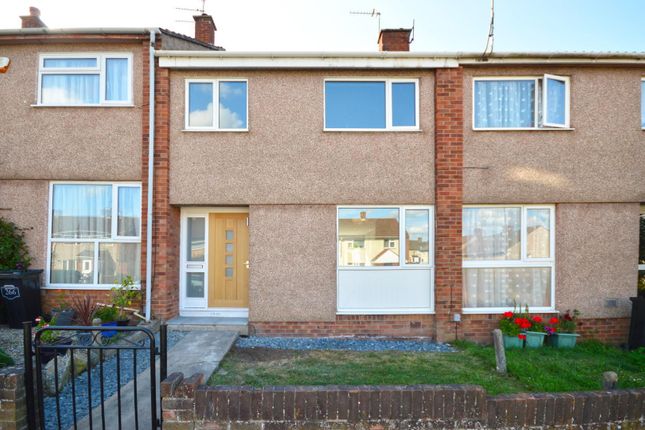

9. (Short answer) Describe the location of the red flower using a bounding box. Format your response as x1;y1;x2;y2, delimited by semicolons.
518;334;526;340
521;322;531;329
549;317;559;325
503;311;513;318
514;318;523;325
532;316;542;323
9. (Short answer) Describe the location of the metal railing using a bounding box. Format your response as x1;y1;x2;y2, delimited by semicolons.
23;322;167;430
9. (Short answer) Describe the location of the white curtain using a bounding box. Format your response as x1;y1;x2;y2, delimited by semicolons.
463;267;551;308
474;80;535;128
463;207;521;260
106;58;128;101
41;74;99;104
117;187;141;237
52;184;112;239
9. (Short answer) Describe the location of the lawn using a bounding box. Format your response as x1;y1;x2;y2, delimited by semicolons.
209;341;645;395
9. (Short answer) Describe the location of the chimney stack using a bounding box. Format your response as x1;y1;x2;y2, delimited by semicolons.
20;7;47;29
378;29;412;52
193;13;216;45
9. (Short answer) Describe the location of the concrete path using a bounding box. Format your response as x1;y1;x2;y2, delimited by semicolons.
73;330;237;430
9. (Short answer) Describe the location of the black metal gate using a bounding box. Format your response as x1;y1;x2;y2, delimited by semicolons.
23;322;168;430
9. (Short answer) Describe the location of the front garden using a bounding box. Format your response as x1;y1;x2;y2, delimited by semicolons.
210;340;645;394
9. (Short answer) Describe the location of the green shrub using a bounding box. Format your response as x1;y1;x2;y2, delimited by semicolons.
0;216;31;271
0;348;14;368
94;306;119;323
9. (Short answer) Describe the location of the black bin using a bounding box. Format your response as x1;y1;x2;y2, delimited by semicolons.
628;296;645;350
0;270;43;329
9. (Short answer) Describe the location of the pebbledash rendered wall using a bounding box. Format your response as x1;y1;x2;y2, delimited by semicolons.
161;372;645;430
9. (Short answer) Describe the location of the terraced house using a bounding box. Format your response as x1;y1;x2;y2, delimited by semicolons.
1;9;644;343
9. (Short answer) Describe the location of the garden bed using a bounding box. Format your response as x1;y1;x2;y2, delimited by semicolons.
210;339;645;394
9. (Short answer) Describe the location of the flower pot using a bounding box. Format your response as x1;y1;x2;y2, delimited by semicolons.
524;331;547;348
116;318;130;327
101;321;118;338
503;335;524;349
39;338;73;364
551;332;580;348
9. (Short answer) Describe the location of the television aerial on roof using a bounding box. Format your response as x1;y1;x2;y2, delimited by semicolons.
175;0;208;23
350;8;382;31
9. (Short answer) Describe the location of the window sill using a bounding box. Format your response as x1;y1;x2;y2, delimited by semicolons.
182;128;249;133
32;104;135;108
43;284;142;291
324;128;423;133
461;308;557;315
472;127;575;132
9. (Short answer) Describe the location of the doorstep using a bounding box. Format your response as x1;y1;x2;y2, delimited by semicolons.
167;316;249;335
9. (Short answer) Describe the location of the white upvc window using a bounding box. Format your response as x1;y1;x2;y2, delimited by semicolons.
336;206;434;314
38;53;133;106
462;205;555;313
473;75;570;130
324;78;419;131
46;182;141;290
184;79;248;131
640;79;645;129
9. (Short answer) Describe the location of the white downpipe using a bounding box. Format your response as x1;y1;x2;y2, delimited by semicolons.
145;29;156;321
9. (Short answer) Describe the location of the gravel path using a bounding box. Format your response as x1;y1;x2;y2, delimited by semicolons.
43;330;185;430
236;336;454;352
0;327;24;366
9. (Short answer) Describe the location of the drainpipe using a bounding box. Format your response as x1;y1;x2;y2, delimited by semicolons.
145;29;156;321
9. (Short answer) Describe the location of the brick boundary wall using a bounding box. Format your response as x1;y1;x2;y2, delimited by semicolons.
161;373;645;429
434;67;464;343
0;367;27;430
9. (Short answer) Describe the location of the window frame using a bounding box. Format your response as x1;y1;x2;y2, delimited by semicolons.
472;75;571;131
37;53;133;107
45;181;142;290
542;74;571;128
462;204;556;314
184;78;249;132
641;78;645;130
337;205;434;270
323;78;420;132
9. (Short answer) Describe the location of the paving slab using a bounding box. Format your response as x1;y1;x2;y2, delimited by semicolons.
72;329;236;430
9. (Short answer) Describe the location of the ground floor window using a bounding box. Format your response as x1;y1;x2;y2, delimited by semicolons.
337;206;434;314
462;205;555;312
47;182;141;288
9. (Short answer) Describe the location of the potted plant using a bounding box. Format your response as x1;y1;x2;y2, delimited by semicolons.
499;311;525;348
71;296;96;345
93;305;119;338
524;315;547;348
35;316;72;363
551;310;581;348
111;276;141;326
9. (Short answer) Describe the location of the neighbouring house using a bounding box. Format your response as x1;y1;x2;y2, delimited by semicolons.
1;9;644;343
0;7;220;315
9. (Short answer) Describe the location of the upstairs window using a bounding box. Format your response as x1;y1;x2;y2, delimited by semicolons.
324;79;418;130
185;79;248;131
641;78;645;130
473;75;570;129
38;54;132;106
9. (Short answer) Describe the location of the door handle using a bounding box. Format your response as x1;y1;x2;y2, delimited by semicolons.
244;260;249;269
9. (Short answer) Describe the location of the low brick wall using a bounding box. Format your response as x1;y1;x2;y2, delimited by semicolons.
0;366;27;430
161;373;645;429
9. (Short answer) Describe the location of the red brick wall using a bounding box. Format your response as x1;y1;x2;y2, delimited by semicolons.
577;317;631;344
250;315;434;337
433;67;464;342
193;15;215;45
149;64;180;320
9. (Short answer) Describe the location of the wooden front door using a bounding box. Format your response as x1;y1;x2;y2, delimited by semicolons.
208;213;249;308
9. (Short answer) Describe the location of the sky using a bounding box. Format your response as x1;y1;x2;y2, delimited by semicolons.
1;0;644;53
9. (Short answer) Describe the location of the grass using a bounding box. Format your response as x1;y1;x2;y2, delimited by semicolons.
209;341;645;395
